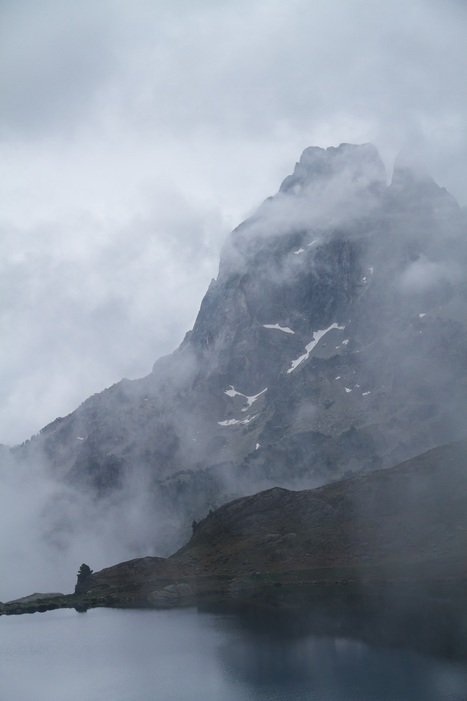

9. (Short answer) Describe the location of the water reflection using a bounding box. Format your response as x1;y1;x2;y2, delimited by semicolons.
1;589;467;701
218;627;467;700
213;582;467;700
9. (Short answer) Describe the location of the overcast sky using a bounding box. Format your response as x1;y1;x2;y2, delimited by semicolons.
1;0;466;445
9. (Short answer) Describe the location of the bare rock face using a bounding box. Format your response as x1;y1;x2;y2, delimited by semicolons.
12;143;467;548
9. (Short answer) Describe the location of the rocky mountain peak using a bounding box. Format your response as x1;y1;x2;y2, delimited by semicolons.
280;142;386;195
12;143;467;555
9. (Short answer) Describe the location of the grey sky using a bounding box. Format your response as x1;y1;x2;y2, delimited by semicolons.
1;0;466;444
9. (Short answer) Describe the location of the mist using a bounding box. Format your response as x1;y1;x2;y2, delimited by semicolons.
0;450;178;601
1;1;467;610
2;0;467;446
2;139;466;603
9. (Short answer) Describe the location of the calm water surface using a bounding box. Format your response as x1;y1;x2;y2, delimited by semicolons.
1;607;466;701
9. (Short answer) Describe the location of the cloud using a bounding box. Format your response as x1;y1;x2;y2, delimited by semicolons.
0;0;119;137
1;0;467;444
220;143;386;283
1;0;466;601
398;256;453;293
0;448;178;601
0;180;226;444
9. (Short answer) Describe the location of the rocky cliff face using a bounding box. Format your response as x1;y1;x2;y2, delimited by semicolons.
13;143;467;546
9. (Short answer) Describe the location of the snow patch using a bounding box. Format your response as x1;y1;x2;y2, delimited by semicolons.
223;386;267;423
242;388;267;411
225;385;267;403
419;313;426;318
308;240;318;247
344;388;352;393
242;414;258;424
77;437;85;441
256;443;260;450
219;414;258;427
287;323;345;373
224;386;243;398
335;376;341;380
362;391;371;396
263;324;295;334
293;247;305;255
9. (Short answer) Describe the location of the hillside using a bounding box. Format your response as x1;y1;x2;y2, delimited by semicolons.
5;437;464;619
87;438;467;600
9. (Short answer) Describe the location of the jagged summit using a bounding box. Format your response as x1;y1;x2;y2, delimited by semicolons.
13;143;467;551
280;143;386;194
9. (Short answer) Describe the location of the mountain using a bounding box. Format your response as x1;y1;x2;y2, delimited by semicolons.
12;143;467;549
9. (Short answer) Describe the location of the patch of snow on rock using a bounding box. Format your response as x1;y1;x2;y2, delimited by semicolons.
221;387;266;423
419;313;426;318
288;323;345;373
263;324;295;334
242;388;268;411
345;388;352;393
218;414;259;426
293;248;305;255
224;386;243;398
240;414;258;425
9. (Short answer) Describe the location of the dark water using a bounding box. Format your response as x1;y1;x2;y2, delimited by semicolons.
1;607;467;701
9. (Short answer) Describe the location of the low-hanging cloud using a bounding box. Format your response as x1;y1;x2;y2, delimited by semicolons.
398;256;454;293
0;449;178;601
1;0;467;445
0;184;226;445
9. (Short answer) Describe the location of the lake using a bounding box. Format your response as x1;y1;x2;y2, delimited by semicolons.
1;606;467;701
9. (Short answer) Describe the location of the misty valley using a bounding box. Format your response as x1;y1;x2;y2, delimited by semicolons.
1;144;467;699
